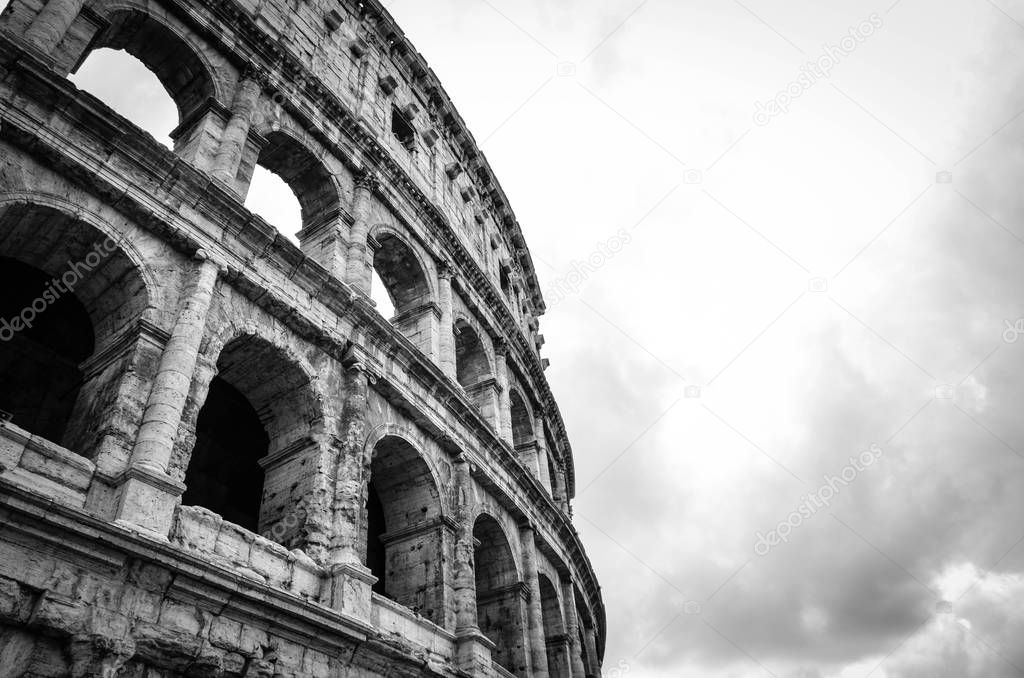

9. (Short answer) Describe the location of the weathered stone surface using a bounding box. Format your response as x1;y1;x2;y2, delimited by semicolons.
0;0;605;675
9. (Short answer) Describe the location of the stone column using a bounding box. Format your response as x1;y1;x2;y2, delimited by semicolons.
453;456;478;633
323;356;377;622
561;577;587;678
437;264;456;379
536;419;553;493
493;344;512;443
344;170;377;295
583;626;600;678
520;523;550;678
115;254;219;534
24;0;86;54
211;77;262;187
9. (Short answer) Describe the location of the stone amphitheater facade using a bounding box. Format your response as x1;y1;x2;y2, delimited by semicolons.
0;0;606;675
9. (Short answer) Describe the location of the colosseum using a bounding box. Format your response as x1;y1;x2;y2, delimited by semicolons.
0;0;606;674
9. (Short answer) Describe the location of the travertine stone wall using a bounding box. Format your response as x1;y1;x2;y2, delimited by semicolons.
0;0;605;674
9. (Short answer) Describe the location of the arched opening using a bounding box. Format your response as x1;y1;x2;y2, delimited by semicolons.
510;389;534;448
474;515;528;676
0;202;149;456
69;48;177;148
184;335;319;545
365;435;446;625
538;574;567;677
182;376;267;530
70;10;214;153
246;167;303;244
0;258;93;443
244;132;339;244
454;319;490;389
371;232;431;320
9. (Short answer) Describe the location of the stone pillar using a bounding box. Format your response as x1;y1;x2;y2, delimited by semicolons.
323;356;377;622
114;254;219;535
536;418;553;493
130;256;219;475
299;213;352;281
211;77;262;188
520;523;550;678
583;626;600;678
24;0;85;54
453;456;478;633
494;345;513;444
437;264;456;379
344;170;377;296
454;456;495;672
561;578;587;678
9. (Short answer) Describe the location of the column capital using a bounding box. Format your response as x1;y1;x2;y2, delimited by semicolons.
354;167;380;192
438;260;456;280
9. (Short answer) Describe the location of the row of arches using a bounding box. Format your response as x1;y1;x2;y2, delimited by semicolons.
43;0;540;398
0;199;595;675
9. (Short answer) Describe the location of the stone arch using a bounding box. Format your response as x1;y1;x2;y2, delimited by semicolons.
245;127;343;236
473;513;528;676
367;224;435;314
538;573;568;676
0;197;152;456
363;430;449;626
76;7;220;123
454;315;491;388
509;385;534;448
182;331;323;544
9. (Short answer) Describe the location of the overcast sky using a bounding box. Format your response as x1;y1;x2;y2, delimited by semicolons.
29;0;1024;675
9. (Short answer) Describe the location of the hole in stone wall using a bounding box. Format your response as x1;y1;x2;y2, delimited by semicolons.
391;106;416;151
182;376;268;531
246;166;303;244
69;48;177;148
0;258;94;445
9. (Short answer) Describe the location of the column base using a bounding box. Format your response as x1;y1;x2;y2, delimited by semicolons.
323;561;377;623
455;627;495;675
112;465;185;538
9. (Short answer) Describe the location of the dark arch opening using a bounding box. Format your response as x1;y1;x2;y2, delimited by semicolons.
510;389;534;448
184;335;318;544
365;435;445;624
474;515;528;676
0;258;94;443
0;203;149;456
182;376;267;531
454;319;489;389
366;480;387;595
371;232;431;319
538;574;567;675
